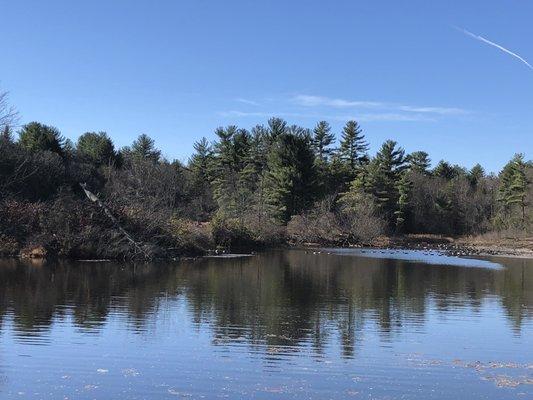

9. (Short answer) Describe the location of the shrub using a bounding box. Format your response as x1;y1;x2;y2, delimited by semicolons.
211;215;284;250
287;211;341;244
167;218;213;255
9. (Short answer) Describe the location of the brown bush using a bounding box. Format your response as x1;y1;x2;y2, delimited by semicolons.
287;211;341;244
167;218;213;255
211;215;285;250
337;208;386;244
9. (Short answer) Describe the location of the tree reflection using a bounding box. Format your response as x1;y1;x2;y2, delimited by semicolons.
0;251;531;358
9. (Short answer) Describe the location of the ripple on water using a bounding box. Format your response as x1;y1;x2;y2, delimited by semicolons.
0;250;530;399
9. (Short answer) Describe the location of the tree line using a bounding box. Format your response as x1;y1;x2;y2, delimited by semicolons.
0;94;531;258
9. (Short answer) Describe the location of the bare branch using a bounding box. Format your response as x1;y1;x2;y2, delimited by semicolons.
0;90;20;130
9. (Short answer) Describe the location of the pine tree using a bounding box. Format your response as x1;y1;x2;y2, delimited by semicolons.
210;126;260;220
395;173;412;232
407;151;431;174
498;154;529;225
18;122;65;155
190;137;212;178
234;129;258;220
211;126;239;217
1;125;12;143
77;131;117;166
509;164;528;223
469;163;485;186
188;137;215;218
249;124;271;171
125;133;161;163
433;160;456;180
338;120;368;172
63;138;76;160
312;121;335;162
267;117;288;140
189;136;214;188
264;132;317;222
368;140;407;226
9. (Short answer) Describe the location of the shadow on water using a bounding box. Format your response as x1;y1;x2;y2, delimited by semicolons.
0;250;531;351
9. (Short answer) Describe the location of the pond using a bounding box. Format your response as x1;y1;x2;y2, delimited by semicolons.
0;249;531;399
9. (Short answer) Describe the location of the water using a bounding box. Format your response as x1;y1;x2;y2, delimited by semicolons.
0;249;531;399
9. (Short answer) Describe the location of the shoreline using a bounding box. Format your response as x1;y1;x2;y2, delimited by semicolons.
293;234;533;260
2;234;532;262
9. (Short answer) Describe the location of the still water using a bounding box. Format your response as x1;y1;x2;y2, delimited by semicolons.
0;249;531;399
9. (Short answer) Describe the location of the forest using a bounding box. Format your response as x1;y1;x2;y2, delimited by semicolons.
0;91;531;259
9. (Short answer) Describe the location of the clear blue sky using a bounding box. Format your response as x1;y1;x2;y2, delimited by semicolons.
1;0;532;172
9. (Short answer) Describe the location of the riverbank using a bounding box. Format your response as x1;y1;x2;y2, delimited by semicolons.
295;234;533;259
361;234;533;259
3;231;532;261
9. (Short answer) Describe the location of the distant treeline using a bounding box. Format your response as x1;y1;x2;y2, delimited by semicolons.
0;96;531;258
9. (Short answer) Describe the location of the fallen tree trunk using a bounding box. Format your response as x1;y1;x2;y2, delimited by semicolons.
79;183;150;259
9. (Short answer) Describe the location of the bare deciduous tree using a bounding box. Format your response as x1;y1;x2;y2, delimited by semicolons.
0;90;19;131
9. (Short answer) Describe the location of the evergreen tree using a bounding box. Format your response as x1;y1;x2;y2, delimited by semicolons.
233;129;258;219
189;137;212;179
365;140;407;226
312;121;335;162
188;137;215;219
18;122;64;155
267;117;288;140
433;160;456;180
407;151;431;174
77;131;117;166
125;134;161;163
264;132;317;222
1;125;13;143
211;126;238;216
338;120;368;172
395;173;412;232
469;163;485;186
509;163;528;224
375;140;406;174
498;154;529;225
210;126;258;219
63;138;76;160
249;124;271;171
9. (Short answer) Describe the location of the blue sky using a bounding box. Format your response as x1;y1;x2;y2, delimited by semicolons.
1;0;532;172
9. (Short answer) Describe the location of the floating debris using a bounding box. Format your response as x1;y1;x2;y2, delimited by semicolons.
482;374;533;388
122;368;140;377
168;388;193;397
408;356;533;389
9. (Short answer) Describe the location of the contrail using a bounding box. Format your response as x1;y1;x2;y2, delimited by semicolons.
455;26;533;70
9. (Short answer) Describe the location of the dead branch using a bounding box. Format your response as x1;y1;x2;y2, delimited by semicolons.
79;183;151;259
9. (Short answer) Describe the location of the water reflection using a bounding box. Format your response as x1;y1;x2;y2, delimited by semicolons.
0;250;532;399
0;250;531;350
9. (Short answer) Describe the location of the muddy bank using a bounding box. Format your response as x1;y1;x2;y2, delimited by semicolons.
296;234;533;259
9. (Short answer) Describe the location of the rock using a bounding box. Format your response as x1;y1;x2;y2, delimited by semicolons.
20;245;47;259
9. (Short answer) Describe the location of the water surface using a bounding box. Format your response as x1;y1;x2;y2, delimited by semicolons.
0;249;531;399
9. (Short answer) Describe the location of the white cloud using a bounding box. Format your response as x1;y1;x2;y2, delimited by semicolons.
331;113;435;122
397;105;467;115
234;98;260;106
218;110;434;122
218;110;311;119
218;110;271;118
222;94;467;122
292;94;383;108
292;94;467;116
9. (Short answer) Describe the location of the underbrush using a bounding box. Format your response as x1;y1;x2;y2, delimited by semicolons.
0;193;211;260
211;216;285;250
